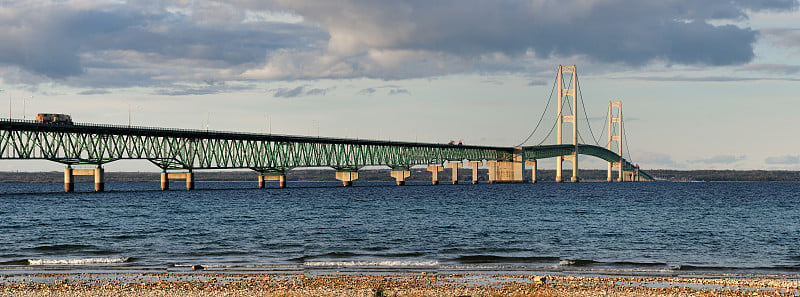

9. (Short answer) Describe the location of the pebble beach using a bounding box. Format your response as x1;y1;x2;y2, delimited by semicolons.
2;272;799;296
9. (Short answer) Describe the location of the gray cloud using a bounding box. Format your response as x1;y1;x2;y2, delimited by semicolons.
761;28;800;48
0;1;325;84
264;0;791;65
358;88;377;95
156;82;255;96
359;85;410;96
736;63;800;74
0;0;796;88
271;86;332;98
765;155;800;165
695;155;746;164
635;152;681;168
388;88;410;95
623;75;800;82
78;89;110;95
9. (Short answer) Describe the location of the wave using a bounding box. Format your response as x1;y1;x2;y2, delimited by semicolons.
27;257;132;265
304;260;438;267
290;252;362;262
28;244;97;252
0;259;31;265
452;255;560;264
671;264;800;272
558;259;599;267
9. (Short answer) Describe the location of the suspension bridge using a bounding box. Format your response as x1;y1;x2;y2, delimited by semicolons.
0;65;650;192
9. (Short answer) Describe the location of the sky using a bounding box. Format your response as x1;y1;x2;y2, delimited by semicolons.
1;0;800;171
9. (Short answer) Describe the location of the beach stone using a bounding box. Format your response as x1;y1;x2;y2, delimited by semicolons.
533;276;547;283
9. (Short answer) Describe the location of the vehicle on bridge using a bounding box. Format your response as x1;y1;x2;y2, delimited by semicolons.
35;113;73;125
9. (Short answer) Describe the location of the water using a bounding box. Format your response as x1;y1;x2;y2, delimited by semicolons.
1;181;799;275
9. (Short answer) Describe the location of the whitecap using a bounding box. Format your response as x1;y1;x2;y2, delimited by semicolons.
28;257;130;265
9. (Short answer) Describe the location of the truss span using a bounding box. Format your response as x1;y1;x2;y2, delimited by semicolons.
0;119;513;171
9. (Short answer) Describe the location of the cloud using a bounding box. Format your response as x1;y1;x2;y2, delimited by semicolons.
694;155;746;164
156;82;255;96
388;88;410;95
0;0;796;88
358;88;377;95
271;85;332;98
761;28;800;48
78;89;110;95
736;63;800;74
358;85;410;96
634;152;681;168
765;155;800;165
264;0;788;65
0;1;325;84
623;75;800;82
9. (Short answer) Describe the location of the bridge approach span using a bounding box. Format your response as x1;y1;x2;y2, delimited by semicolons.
0;119;649;191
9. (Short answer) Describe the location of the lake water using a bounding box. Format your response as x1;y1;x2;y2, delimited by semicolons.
0;181;798;276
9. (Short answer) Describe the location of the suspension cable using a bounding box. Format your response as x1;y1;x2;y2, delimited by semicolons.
596;103;609;147
621;110;634;163
516;75;558;146
576;74;600;146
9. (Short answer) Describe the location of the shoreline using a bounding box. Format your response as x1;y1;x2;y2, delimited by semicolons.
1;272;799;296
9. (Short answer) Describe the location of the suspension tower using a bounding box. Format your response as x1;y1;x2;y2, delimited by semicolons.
607;101;623;182
556;65;579;183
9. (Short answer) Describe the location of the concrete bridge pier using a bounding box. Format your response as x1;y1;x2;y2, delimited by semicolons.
64;167;74;192
160;172;169;190
390;170;411;186
467;161;482;184
564;154;579;183
94;167;105;192
64;166;104;192
426;166;443;185
446;162;463;184
526;160;537;183
161;171;194;190
258;175;287;188
335;171;358;187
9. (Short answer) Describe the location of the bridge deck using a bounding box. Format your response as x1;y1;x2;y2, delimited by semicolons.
0;119;650;180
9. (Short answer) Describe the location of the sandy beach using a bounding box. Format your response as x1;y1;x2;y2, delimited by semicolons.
1;272;798;296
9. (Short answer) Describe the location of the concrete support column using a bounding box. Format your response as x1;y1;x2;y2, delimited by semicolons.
486;160;497;184
555;156;563;183
468;161;482;184
259;175;288;188
64;168;74;192
160;172;169;190
426;166;443;185
526;160;537;183
564;155;579;183
335;171;358;187
185;172;194;190
571;153;579;183
607;162;613;182
390;170;411;186
446;162;463;185
94;167;104;192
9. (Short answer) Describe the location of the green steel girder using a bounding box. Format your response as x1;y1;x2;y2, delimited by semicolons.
522;144;653;180
0;120;513;171
0;120;651;180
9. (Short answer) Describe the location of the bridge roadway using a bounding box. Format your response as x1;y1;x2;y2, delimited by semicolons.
0;119;649;192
